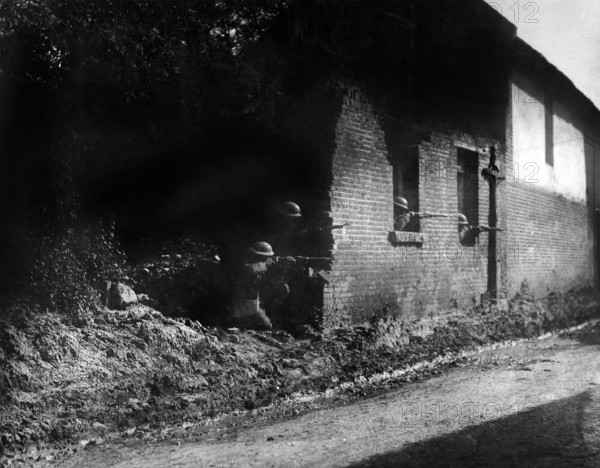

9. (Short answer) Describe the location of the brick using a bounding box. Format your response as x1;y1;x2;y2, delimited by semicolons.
322;87;502;326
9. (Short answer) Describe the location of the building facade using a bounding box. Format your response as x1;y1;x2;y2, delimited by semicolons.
246;0;600;328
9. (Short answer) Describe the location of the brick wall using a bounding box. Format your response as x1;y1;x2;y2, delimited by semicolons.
322;88;504;327
505;182;593;297
321;80;595;329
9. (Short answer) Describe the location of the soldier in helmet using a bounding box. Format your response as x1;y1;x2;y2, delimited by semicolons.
394;196;410;231
458;213;470;242
458;213;496;244
394;196;420;232
217;202;299;321
228;241;296;330
269;201;304;257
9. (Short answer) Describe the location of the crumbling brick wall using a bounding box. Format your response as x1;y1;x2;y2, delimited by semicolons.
322;87;504;327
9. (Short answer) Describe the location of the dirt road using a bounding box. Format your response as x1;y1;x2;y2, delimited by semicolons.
63;326;600;467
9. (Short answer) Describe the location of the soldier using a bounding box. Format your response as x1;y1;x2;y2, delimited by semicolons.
264;201;346;330
393;196;423;232
458;213;502;244
457;213;474;243
228;241;296;330
394;196;413;231
269;201;304;257
216;202;297;320
395;196;452;232
269;201;347;253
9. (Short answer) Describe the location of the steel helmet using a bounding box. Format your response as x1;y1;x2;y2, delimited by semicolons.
277;201;302;217
458;214;469;225
249;241;275;257
394;196;409;210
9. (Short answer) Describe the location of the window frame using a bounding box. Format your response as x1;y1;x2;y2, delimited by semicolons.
456;146;480;246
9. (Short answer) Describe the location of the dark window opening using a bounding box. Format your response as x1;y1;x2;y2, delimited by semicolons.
545;91;554;166
457;148;479;245
392;146;420;232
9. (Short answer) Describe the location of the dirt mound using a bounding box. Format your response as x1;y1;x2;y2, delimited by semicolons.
0;305;341;461
0;289;598;464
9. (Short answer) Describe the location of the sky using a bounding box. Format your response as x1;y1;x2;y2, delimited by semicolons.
489;0;600;109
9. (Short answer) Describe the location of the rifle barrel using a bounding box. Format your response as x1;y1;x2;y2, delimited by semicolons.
296;256;334;260
300;223;349;234
411;212;452;218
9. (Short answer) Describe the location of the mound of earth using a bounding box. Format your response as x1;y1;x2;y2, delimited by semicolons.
0;289;598;465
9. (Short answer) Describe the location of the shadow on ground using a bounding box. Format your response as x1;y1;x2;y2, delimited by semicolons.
346;391;600;468
563;322;600;347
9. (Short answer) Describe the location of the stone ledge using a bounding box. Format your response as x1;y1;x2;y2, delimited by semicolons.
388;231;428;245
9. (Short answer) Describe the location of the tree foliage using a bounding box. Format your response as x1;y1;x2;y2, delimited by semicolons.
0;1;293;305
29;220;126;322
0;0;295;228
0;0;289;108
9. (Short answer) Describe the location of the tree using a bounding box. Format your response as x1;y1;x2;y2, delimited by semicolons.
0;0;291;298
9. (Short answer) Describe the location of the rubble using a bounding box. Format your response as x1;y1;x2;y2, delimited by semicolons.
105;283;137;310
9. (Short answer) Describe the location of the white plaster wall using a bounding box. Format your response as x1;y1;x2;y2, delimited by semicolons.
511;68;586;203
553;101;586;203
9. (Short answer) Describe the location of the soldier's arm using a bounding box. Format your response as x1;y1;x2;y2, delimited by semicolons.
268;256;298;271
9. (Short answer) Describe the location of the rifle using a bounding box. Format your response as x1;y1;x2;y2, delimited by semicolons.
409;212;452;219
273;256;333;262
299;223;349;234
295;256;334;261
472;225;504;232
268;256;333;285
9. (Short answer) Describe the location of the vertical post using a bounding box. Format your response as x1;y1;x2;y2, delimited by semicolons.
592;143;596;291
488;158;498;298
481;146;503;299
